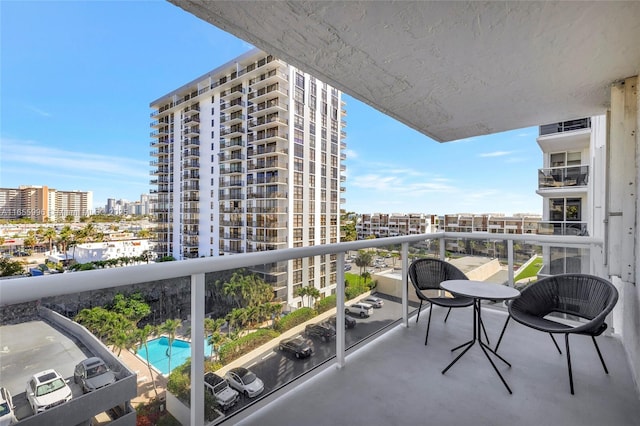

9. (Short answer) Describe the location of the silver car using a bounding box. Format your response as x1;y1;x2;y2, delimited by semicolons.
224;367;264;398
74;357;116;393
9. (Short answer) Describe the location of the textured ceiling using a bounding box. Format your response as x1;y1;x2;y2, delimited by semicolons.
169;1;640;142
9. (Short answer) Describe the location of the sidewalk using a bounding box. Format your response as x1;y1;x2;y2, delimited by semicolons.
118;349;167;406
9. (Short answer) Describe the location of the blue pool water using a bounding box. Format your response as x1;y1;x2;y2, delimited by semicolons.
136;336;213;375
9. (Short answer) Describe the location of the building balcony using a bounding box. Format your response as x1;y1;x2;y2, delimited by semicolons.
183;137;200;148
247;115;288;132
2;233;637;426
538;221;589;236
220;113;245;126
539;118;591;136
538;165;589;189
218;152;245;162
246;176;288;185
220;138;245;149
247;145;288;158
183;104;200;116
249;68;288;91
220;98;245;113
247;99;288;116
248;160;288;171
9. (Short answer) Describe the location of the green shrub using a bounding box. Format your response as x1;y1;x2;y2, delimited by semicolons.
218;328;280;364
274;307;316;332
315;294;336;314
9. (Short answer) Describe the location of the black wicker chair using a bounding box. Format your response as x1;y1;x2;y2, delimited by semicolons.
494;273;618;394
408;258;488;345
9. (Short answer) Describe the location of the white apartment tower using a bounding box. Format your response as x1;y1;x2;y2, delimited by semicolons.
150;49;346;304
536;116;607;275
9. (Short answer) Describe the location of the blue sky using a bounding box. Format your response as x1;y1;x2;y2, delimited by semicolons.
1;1;542;216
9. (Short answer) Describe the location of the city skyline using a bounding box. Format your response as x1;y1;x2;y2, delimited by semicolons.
1;1;542;216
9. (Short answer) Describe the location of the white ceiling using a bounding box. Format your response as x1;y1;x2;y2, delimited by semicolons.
169;1;640;142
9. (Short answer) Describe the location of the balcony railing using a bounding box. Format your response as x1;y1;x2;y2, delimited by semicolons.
538;165;589;188
0;232;605;425
539;118;591;135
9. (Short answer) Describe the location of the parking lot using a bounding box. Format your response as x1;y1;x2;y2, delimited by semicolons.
0;320;92;421
220;293;406;414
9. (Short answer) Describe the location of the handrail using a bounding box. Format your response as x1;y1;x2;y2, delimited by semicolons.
0;231;602;306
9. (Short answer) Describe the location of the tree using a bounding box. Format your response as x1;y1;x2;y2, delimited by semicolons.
110;293;151;325
204;318;225;359
0;258;25;277
354;250;373;282
137;229;151;239
295;286;321;308
135;324;159;399
23;231;38;253
390;252;400;267
340;211;357;241
160;319;182;374
58;226;73;260
43;227;57;253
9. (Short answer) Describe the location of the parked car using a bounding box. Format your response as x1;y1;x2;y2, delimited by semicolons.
279;335;313;359
345;302;374;318
344;264;352;271
25;369;72;414
0;387;17;425
224;367;264;398
361;296;384;308
74;357;116;393
204;372;239;411
305;322;336;342
328;315;357;329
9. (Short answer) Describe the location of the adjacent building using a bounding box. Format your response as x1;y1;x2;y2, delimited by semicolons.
536;116;606;275
150;48;346;306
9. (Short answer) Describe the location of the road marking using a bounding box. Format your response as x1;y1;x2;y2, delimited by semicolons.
261;352;275;360
247;362;257;368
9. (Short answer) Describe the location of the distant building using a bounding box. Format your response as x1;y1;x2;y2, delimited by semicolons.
356;213;439;239
0;186;92;222
48;239;152;264
442;213;541;234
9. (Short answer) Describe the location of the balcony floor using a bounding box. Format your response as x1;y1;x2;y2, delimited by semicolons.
234;306;639;426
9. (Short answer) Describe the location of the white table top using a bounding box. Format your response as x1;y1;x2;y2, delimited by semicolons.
440;279;520;301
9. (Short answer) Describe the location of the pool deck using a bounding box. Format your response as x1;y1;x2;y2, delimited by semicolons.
118;347;168;406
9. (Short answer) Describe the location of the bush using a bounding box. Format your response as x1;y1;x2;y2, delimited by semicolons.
218;328;280;364
315;294;336;314
274;307;316;332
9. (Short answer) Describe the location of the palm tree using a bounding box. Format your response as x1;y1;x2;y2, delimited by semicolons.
58;226;72;260
23;230;38;253
354;250;373;283
295;286;321;308
204;318;225;359
160;318;182;374
135;325;159;398
43;227;57;253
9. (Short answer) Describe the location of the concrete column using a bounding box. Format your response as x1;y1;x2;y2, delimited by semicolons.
190;273;205;426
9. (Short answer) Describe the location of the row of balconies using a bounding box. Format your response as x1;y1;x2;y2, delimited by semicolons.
247;146;288;157
247;99;288;115
248;160;288;170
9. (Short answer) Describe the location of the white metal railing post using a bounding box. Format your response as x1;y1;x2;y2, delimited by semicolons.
439;236;446;260
507;239;514;287
336;252;346;368
401;242;409;327
190;273;205;426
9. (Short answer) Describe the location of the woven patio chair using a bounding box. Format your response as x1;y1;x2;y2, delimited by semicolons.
494;273;618;394
408;258;488;345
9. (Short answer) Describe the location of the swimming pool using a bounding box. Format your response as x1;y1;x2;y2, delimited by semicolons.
136;336;213;375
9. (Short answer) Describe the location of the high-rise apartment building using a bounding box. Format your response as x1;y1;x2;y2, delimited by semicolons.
150;49;346;304
0;186;92;222
536;116;606;275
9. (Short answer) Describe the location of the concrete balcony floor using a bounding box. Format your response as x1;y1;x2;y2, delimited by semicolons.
235;306;639;426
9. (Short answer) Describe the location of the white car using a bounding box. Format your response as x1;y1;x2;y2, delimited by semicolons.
204;372;239;411
26;369;72;414
0;387;17;425
361;296;384;308
224;367;264;398
345;302;374;318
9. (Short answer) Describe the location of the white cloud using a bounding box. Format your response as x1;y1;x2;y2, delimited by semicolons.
25;104;52;117
479;150;514;157
343;148;358;159
0;138;148;180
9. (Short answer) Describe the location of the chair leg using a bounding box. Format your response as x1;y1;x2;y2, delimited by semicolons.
592;336;609;374
549;333;562;354
425;303;433;346
494;316;511;353
443;307;452;322
565;334;574;395
416;300;423;323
